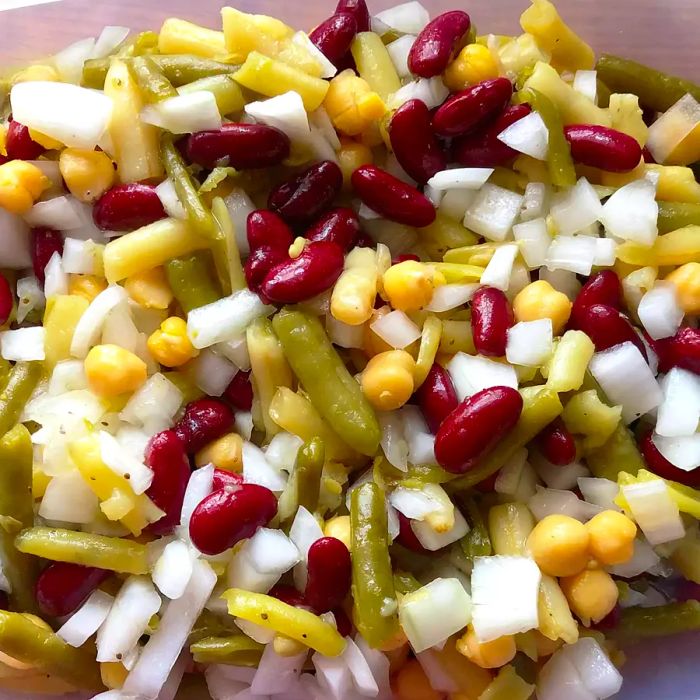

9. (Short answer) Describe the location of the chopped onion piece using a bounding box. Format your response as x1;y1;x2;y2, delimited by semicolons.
506;319;553;367
425;283;479;312
188;349;239;397
439;188;478;221
463;184;523;242
0;209;32;269
309;107;341;151
532;454;589;490
529;486;602;522
386;35;416;79
326;314;364;349
227;545;281;594
251;642;307;695
101;301;139;354
378;411;409;471
243;442;287;492
180;464;213;533
560;637;622;699
43;251;69;298
411;508;469;551
153;540;194;600
24;196;85;230
370;309;421;349
292;31;336;79
427;168;494;191
622;479;685;545
572;70;598;102
57;589;113;648
651;432;700;471
142;92;221;134
480;243;519;291
224;188;254;257
399;578;472;653
289;506;324;561
647;93;700;164
39;469;98;523
389;486;442;520
520;182;548;222
513;217;550;269
656;368;700;438
53;37;96;84
400;404;437;466
415;650;459;693
577;477;621;511
71;284;128;358
540;267;581;300
245;91;310;144
549;178;602;236
16;276;45;324
314;652;353;700
90;25;130;59
545;235;598;276
213;335;250;370
187;290;274;349
593;237;617;267
340;637;379;696
235;411;254;441
265;432;303;473
537;651;597;700
11;81;113;150
246;527;300;575
375;2;430;35
62;237;101;274
205;666;248;700
99;431;153;495
355;634;391;699
600;177;659;246
447;352;518;401
607;537;660;578
155;179;186;220
389;77;449;110
589;342;663;423
120;372;182;432
0;327;45;362
637;282;684;340
498;111;549;160
49;360;87;395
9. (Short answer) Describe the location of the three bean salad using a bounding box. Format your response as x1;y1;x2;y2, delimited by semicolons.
0;0;699;698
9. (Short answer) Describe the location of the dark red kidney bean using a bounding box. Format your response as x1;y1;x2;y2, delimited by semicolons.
189;482;278;555
224;370;254;411
309;13;358;66
640;430;700;487
269;584;309;608
245;246;289;298
31;227;64;284
0;275;11;326
570;270;622;329
471;287;514;357
435;386;523;474
145;429;192;536
351;165;436;227
35;563;110;618
389;99;447;184
174;398;235;454
538;418;577;466
574;303;647;360
416;363;459;434
261;240;345;304
642;146;656;164
212;468;244;490
0;591;8;610
433;78;513;137
269;161;343;224
305;207;360;251
677;580;700;603
396;512;430;553
453;103;532;167
333;606;353;637
5;121;45;161
355;230;375;248
184;123;290;170
93;183;165;231
564;125;642;173
394;253;421;264
246;210;294;253
305;537;352;614
334;0;370;32
0;155;8;166
665;327;700;375
408;10;471;78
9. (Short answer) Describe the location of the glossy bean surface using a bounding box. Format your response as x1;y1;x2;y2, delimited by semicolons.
408;10;471;78
471;286;513;357
93;183;165;231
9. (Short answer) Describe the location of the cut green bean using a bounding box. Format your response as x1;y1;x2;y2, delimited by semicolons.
658;202;700;234
165;252;221;313
393;570;422;595
178;75;246;115
211;196;246;295
191;635;264;665
460;497;492;560
612;601;700;641
129;55;178;103
0;361;42;440
296;437;325;514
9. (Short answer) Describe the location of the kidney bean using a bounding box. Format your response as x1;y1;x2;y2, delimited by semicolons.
246;210;295;252
269;161;343;224
333;606;353;637
408;10;471;78
310;13;358;67
212;468;244;490
453;103;532;167
35;563;110;617
396;512;430;553
677;579;700;603
268;584;310;609
189;482;278;555
261;240;345;304
435;386;523;474
305;207;360;251
664;327;700;375
355;230;375;248
351;164;436;227
416;363;459;434
538;418;577;466
5;120;45;161
574;303;647;360
394;253;421;264
471;287;513;357
433;78;513;137
224;370;254;411
31;227;64;284
174;398;235;454
184;123;290;170
93;183;165;231
0;591;8;610
389;99;447;184
564;125;642;173
245;246;289;298
570;270;622;329
305;536;352;614
0;275;11;326
145;429;192;536
640;430;700;488
334;0;370;32
642;146;656;164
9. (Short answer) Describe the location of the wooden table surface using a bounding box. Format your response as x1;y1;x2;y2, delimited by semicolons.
1;0;699;80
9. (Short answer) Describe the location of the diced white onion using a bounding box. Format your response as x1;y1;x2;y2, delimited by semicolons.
399;578;472;653
539;267;581;300
577;477;621;511
370;309;422;349
235;411;254;441
53;37;96;84
39;469;98;523
57;590;114;648
309;107;341;151
101;300;139;354
205;666;249;700
425;184;445;207
155;179;186;220
98;431;153;495
594;237;617;267
537;650;597;700
188;349;239;397
498;111;549;160
378;411;409;471
529;486;602;522
415;650;459;693
62;237;100;274
0;326;45;362
0;209;32;269
389;486;442;520
607;537;660;578
494;448;528;496
11;81;113;150
463;184;523;242
43;251;69;298
24;196;85;230
506;319;553;367
572;70;598;102
600;176;659;246
187;290;274;349
153;540;194;600
513;217;550;269
549;178;603;236
49;360;87;395
589;342;663;423
213;335;250;370
142;92;221;134
520;182;548;222
375;2;430;35
532;453;589;490
227;545;281;594
622;479;685;545
427;168;494;191
647;93;700;164
180;464;213;533
120;372;183;433
314;652;353;700
326;314;364;349
245;92;310;144
651;432;700;471
16;276;45;324
656;368;700;438
560;637;623;699
447;352;518;401
637;282;684;340
71;284;127;358
355;634;391;698
400;404;437;465
424;283;479;312
386;35;416;79
243;441;287;492
265;432;304;474
224;189;255;257
389;77;449;110
27;159;63;197
471;555;541;642
438;188;478;221
340;637;380;697
479;243;519;291
246;527;300;575
289;506;324;562
251;642;307;696
90;25;130;59
292;31;337;79
411;508;469;551
545;235;598;276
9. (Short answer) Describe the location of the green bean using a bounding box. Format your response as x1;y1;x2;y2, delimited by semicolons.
211;196;246;295
393;570;422;595
460;497;492;560
296;437;325;514
161;136;219;241
519;87;576;188
597;54;700;113
165;252;221;313
350;482;400;649
178;75;246;115
612;601;700;641
0;425;37;613
0;358;11;394
658;202;700;234
273;309;380;457
128;30;160;57
448;388;563;491
15;527;149;575
129;56;177;103
0;610;103;690
190;635;264;665
82;54;237;90
0;361;42;440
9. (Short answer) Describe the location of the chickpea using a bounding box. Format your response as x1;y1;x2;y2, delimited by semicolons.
560;568;619;626
585;510;637;566
527;514;590;577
